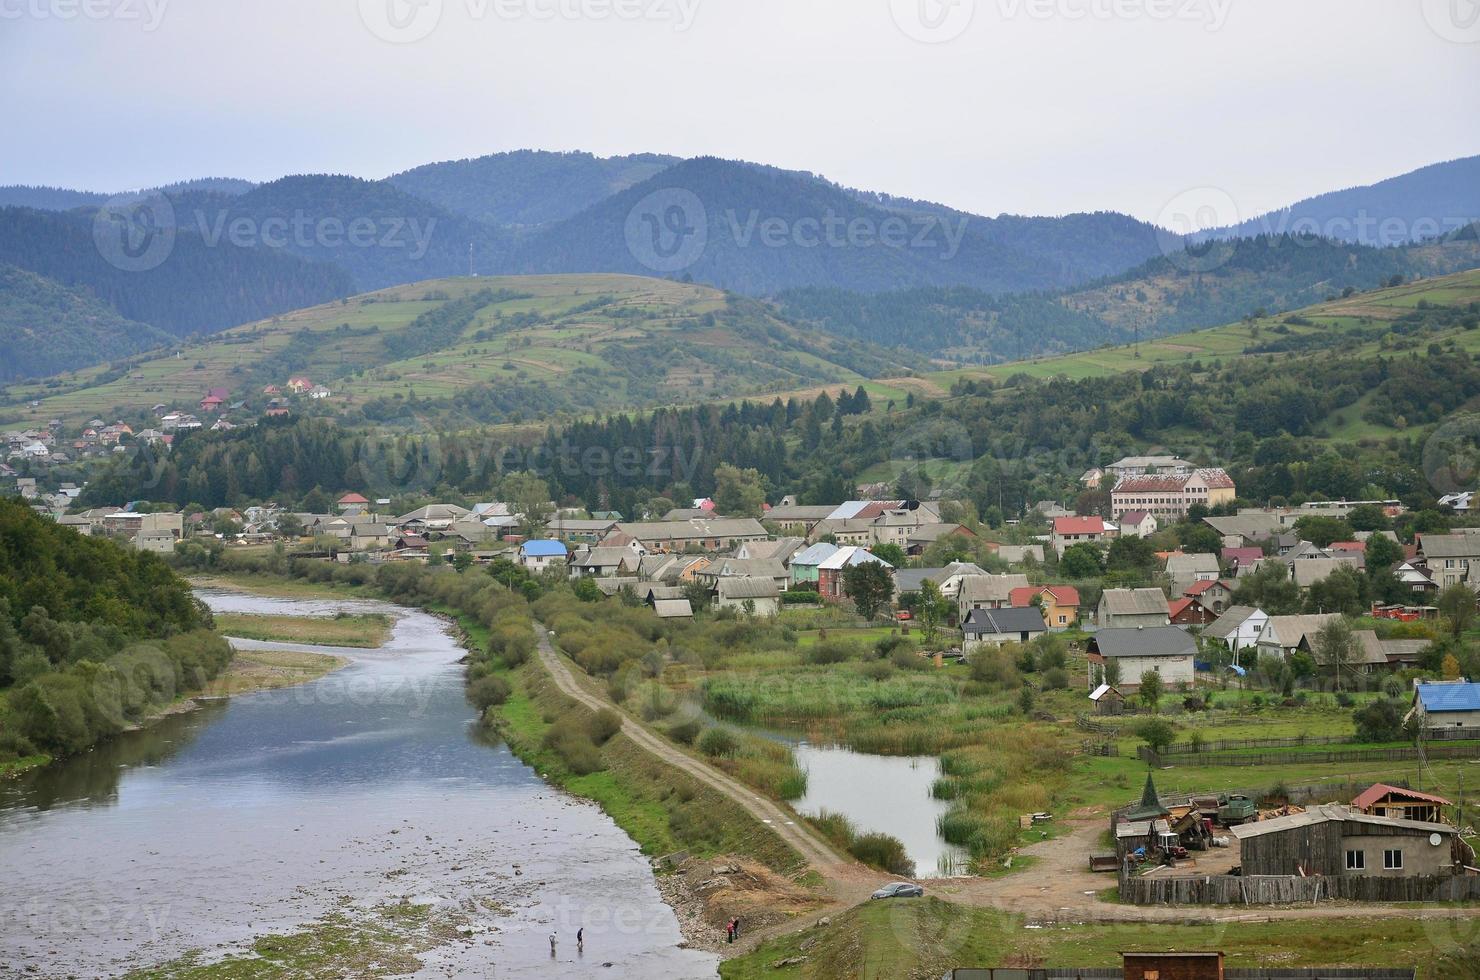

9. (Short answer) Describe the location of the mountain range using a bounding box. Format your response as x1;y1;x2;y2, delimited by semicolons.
1;150;1477;380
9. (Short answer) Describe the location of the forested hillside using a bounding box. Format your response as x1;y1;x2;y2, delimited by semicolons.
0;498;230;766
0;264;171;381
388;149;679;227
0;206;353;339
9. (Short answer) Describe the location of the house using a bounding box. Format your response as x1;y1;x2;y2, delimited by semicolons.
956;574;1031;623
764;504;836;535
1395;560;1438;595
547;517;620;543
652;598;694;619
735;537;805;563
519;539;569;572
1255;613;1341;659
714;576;780;616
1051;515;1110;556
995;544;1044;566
1088;682;1125;715
1118;510;1158;538
1417;533;1480;588
1086;626;1197;690
286;376;313;394
1079;466;1105;489
1104;454;1196;481
816;546;892;600
1096;588;1169;628
1231;804;1460;878
1201;605;1268;654
894;562;989;601
789;541;838;590
1182;577;1235;615
1111;468;1236;521
199;394;224;413
337;492;370;512
903;522;977;556
1289;556;1364;590
1411;682;1480;730
614;517;768;553
1221;545;1265;572
571;546;640;578
1165;552;1221;594
1352;784;1451;825
134;530;178;553
1168;597;1216;626
699;557;790;592
395;504;471;533
962;607;1048;651
308;385;331;400
1009;584;1080;630
1339;630;1426;675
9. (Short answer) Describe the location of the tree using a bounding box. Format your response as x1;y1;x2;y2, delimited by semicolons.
1313;617;1357;690
870;543;908;568
842;561;895;622
1304;566;1370;617
1346;504;1390;532
1363;534;1403;573
277;512;304;539
502;471;553;533
1292;515;1355;548
917;579;949;645
1103;658;1122;687
1438;583;1477;638
1443;653;1463;680
1178;524;1223;556
1138;670;1165;711
1136;717;1176;756
1106;536;1156;574
713;464;767;518
1353;697;1405;744
572;577;601;603
1233;561;1302;615
1059;542;1103;579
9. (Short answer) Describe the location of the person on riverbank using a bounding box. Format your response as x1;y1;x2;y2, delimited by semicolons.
733;917;742;940
549;931;557;957
726;919;735;943
577;927;584;953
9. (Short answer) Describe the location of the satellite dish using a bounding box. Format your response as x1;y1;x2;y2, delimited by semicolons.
1431;833;1444;846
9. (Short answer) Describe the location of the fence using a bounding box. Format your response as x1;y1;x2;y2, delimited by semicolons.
1111;779;1413;818
1122;872;1480;906
1152;729;1480;757
1139;742;1480;768
950;970;1414;979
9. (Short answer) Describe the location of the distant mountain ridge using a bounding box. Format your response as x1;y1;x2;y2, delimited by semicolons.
1204;155;1480;246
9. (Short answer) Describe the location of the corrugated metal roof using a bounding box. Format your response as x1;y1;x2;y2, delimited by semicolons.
1416;682;1480;713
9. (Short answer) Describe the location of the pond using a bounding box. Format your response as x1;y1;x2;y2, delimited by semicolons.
789;741;970;878
0;589;718;978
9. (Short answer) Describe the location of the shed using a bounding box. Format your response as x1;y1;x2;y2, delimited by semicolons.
1352;783;1451;825
1232;804;1458;878
652;598;694;619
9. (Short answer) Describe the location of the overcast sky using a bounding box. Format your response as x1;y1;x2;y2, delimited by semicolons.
3;0;1477;224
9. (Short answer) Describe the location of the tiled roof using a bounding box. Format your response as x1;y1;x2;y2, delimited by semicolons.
1053;516;1106;535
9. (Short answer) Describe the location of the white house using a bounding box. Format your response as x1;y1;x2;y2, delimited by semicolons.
714;576;780;616
1201;605;1268;655
518;539;568;572
1087;627;1197;691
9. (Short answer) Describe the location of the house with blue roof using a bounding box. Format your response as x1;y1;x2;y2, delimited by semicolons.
519;539;569;573
1411;682;1480;730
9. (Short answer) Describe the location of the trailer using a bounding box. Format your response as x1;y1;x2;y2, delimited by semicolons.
1217;794;1256;826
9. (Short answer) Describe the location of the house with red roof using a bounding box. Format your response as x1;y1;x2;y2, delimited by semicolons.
199;394;224;413
1117;510;1157;538
338;492;370;512
1051;515;1112;556
286;376;313;394
1183;577;1237;615
1010;584;1081;630
1221;546;1265;573
1168;596;1216;626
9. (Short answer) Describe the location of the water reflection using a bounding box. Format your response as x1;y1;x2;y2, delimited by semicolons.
0;590;718;979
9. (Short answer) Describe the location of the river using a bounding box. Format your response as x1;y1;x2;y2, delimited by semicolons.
0;589;718;979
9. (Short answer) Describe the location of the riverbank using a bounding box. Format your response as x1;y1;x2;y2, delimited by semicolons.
198;647;350;697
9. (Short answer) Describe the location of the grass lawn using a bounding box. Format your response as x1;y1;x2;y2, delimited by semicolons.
720;899;1469;979
190;571;375;599
214;612;393;648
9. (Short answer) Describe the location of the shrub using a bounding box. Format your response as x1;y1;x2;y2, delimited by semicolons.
808;640;862;665
466;674;511;711
1042;667;1069;690
860;660;895;682
666;718;702;744
588;707;623;745
697;727;739;758
542;718;604;775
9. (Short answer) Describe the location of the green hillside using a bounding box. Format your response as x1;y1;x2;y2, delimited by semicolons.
934;267;1480;385
0;274;918;428
0;265;172;382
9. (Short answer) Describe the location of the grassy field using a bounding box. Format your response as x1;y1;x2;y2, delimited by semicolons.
720;898;1471;979
198;648;348;697
213;612;393;648
0;273;905;427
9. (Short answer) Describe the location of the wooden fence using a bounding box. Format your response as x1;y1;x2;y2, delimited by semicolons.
952;969;1414;979
1122;872;1480;906
1152;729;1480;757
1139;741;1480;767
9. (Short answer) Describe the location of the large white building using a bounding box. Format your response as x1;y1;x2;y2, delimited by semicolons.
1111;468;1236;521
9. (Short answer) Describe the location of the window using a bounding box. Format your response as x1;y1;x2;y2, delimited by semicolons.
1384;849;1403;870
1346;850;1365;870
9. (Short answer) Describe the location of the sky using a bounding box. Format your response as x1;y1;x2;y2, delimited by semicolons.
3;0;1478;225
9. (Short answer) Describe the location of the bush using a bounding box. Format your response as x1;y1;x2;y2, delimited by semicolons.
666;718;702;744
860;660;895;682
849;832;916;878
808;640;862;665
588;707;623;745
697;727;739;758
1042;667;1068;690
542;718;605;775
467;674;511;711
1335;690;1355;708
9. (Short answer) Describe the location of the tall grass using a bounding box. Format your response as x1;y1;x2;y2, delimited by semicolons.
807;809;915;878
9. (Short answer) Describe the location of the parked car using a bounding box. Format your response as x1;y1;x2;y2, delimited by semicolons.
871;882;924;900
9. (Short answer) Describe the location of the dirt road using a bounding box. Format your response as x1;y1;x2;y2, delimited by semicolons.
533;624;1480;928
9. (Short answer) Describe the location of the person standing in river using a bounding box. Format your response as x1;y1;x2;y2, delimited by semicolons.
549;931;557;957
577;927;584;954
